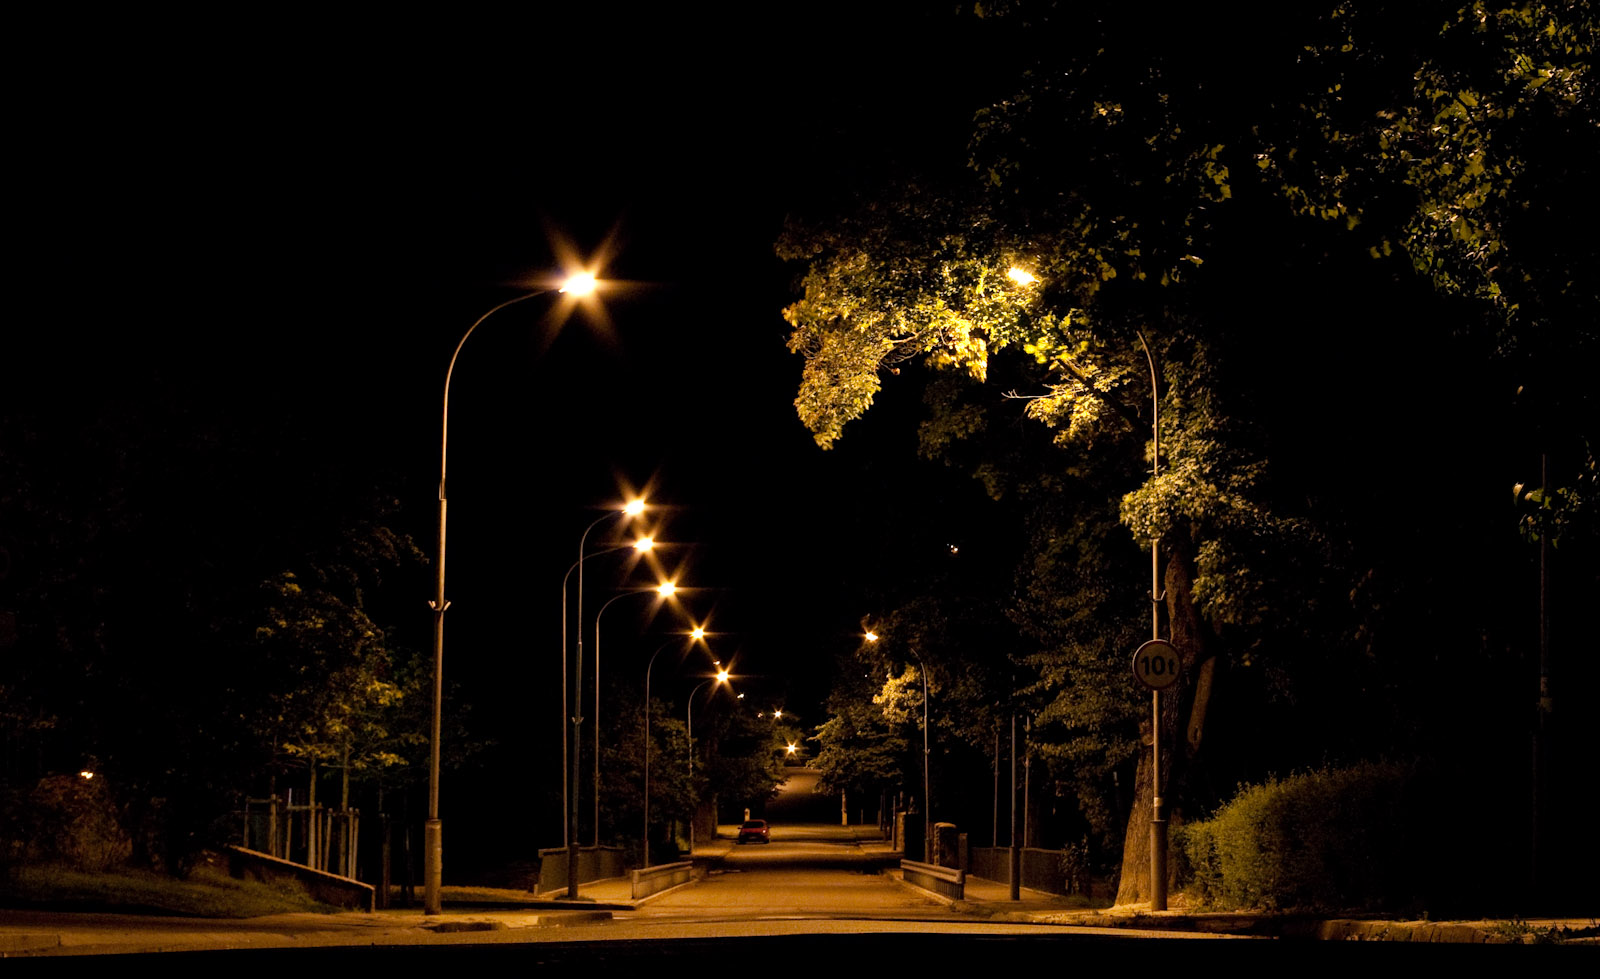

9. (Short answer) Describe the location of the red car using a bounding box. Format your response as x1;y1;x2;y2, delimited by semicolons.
736;819;770;844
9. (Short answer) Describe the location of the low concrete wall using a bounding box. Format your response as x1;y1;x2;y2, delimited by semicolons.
631;860;694;899
535;845;627;894
901;859;964;900
226;846;375;911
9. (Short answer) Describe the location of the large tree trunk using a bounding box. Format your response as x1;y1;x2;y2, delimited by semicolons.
1114;536;1216;906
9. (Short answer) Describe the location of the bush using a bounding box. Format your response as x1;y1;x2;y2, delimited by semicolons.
18;774;132;872
1176;761;1421;912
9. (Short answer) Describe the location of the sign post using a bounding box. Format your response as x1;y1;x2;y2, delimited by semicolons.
1132;638;1180;910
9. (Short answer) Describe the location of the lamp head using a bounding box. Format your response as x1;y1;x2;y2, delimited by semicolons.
560;272;598;296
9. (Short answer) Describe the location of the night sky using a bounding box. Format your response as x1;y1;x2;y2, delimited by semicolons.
11;6;1025;848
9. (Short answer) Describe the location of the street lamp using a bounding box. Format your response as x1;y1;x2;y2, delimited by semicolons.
558;530;651;846
867;629;930;862
427;272;596;916
592;580;679;848
643;626;704;865
686;667;731;853
566;500;647;898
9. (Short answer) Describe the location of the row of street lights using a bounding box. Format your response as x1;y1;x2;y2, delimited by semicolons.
428;272;724;910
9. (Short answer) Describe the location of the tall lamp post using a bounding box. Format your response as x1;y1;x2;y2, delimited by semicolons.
1137;330;1170;912
428;273;595;916
566;500;647;898
686;668;730;853
558;534;652;845
643;628;704;865
592;581;679;848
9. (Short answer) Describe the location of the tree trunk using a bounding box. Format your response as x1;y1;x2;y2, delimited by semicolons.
1114;536;1216;906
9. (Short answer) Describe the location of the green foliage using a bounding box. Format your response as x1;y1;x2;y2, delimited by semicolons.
1272;1;1597;332
702;699;788;815
598;689;692;852
1176;762;1423;911
1515;442;1598;549
248;519;428;781
811;652;911;799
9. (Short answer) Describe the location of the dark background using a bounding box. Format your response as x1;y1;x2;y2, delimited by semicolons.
9;5;1024;859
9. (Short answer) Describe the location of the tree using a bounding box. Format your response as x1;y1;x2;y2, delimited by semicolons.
782;0;1592;903
811;656;910;811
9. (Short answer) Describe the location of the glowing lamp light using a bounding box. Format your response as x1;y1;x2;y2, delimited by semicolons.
560;272;598;296
1007;266;1038;286
864;631;879;643
657;581;677;597
716;669;731;683
633;537;654;551
79;770;95;780
691;626;705;640
786;743;798;755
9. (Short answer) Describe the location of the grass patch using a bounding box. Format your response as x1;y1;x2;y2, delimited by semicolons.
1;862;339;917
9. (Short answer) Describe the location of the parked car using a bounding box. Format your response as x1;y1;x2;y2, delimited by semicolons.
736;819;770;844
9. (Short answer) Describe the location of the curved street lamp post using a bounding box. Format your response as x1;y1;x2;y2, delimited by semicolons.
642;628;703;865
685;669;729;853
427;275;595;916
592;582;678;848
566;501;646;898
558;534;651;846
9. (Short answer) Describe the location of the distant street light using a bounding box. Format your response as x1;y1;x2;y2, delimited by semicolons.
566;500;647;898
592;581;679;847
427;272;597;916
686;668;731;853
558;534;652;846
643;627;705;864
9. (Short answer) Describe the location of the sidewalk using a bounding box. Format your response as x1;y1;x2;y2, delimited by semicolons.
4;828;1594;955
891;867;1597;944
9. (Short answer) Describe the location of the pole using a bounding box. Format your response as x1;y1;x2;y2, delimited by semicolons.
908;651;931;864
429;288;548;915
594;589;661;849
992;724;1000;847
566;512;637;897
1140;331;1168;912
685;677;717;854
1009;708;1020;900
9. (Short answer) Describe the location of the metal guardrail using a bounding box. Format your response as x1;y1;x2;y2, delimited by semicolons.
901;858;964;900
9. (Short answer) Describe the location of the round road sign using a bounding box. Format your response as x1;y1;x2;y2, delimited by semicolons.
1131;639;1181;690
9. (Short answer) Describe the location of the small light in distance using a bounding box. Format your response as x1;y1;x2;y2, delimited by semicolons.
623;499;646;516
657;581;677;597
633;537;654;551
864;631;879;643
1006;266;1037;286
